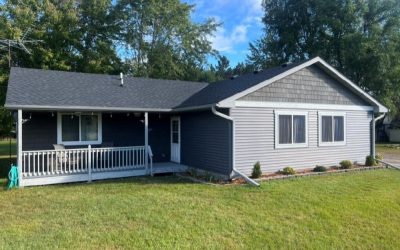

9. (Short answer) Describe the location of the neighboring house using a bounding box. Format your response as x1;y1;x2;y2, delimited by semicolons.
5;57;388;186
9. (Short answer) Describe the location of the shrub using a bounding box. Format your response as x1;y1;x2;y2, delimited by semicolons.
339;160;353;169
281;167;295;175
365;155;377;166
188;167;198;177
313;165;327;172
376;154;384;161
251;162;262;178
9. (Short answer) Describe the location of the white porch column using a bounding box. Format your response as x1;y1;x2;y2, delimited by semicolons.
144;112;149;173
17;109;23;186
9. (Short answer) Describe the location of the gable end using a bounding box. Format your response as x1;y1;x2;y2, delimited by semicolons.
238;65;370;106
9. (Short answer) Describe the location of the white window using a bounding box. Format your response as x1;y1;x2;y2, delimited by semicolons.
275;110;308;148
318;112;346;146
57;112;102;145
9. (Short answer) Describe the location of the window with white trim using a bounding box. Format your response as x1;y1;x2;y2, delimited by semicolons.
319;112;346;146
275;111;308;148
57;113;102;145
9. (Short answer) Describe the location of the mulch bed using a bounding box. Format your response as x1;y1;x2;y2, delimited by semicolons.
179;164;388;186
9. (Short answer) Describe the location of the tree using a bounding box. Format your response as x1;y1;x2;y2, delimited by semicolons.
116;0;218;80
248;0;400;116
215;55;231;79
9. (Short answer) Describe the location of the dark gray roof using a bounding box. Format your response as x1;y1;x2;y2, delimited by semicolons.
4;59;308;111
178;61;306;108
5;67;209;111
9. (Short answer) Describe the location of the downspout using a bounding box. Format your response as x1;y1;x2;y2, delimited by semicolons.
211;106;260;187
372;113;385;158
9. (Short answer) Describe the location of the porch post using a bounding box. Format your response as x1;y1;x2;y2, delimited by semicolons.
144;112;149;174
17;109;23;186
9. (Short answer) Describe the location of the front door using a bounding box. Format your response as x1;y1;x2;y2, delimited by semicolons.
170;117;181;163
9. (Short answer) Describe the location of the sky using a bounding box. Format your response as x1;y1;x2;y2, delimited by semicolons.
182;0;264;67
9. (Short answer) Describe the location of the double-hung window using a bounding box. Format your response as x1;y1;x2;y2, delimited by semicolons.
57;113;102;145
275;111;308;148
319;112;346;146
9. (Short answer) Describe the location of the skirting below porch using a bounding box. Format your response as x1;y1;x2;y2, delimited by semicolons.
21;162;188;187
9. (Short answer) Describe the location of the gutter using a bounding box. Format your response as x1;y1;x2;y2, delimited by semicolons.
211;106;260;187
372;113;385;158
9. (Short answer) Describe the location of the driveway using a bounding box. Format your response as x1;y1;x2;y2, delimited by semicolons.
383;153;400;167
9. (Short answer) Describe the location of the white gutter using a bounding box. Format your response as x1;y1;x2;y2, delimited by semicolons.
372;113;385;158
211;106;260;187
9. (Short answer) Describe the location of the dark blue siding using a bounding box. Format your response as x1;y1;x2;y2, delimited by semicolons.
180;110;232;176
22;112;57;151
23;112;170;163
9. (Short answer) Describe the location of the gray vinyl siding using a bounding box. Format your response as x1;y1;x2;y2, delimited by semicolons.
180;110;232;176
240;65;369;106
231;107;372;175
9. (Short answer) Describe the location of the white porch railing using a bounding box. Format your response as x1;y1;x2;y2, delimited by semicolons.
21;145;152;178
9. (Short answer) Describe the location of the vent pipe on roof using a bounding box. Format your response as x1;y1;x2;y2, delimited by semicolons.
120;72;124;87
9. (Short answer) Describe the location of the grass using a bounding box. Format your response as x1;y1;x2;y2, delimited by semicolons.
1;169;400;249
0;139;16;178
377;143;400;155
0;138;16;157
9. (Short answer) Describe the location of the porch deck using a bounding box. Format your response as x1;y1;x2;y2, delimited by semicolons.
19;145;188;187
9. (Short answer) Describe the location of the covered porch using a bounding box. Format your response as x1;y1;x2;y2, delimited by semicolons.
15;110;186;187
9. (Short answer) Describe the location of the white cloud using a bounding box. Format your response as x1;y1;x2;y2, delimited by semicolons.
209;24;248;52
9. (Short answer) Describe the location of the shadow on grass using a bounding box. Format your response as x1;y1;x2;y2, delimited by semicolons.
3;173;201;191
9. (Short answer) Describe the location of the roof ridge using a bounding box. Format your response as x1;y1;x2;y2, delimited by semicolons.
11;67;209;85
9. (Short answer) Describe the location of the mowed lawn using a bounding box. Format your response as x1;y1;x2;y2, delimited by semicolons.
0;139;16;178
1;169;400;249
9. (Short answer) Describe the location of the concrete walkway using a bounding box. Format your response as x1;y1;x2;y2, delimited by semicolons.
382;153;400;167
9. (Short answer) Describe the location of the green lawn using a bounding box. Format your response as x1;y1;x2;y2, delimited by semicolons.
377;143;400;155
1;170;400;249
0;139;16;178
0;138;16;157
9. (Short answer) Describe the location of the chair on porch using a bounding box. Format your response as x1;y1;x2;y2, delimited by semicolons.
53;144;81;172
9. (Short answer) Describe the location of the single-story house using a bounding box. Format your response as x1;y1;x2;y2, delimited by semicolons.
5;57;388;186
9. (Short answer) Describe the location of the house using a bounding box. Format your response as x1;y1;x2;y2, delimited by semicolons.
5;57;388;187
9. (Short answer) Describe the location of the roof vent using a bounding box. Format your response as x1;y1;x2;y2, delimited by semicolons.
230;75;239;80
281;62;291;68
120;72;124;87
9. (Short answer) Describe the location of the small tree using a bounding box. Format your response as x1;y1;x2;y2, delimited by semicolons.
251;162;262;178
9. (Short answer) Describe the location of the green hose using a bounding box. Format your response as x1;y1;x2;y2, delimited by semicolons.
7;165;19;190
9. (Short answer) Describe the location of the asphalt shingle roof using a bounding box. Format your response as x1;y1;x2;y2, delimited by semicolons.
5;60;306;111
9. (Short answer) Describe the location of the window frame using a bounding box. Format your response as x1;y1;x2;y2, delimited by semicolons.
274;110;309;149
57;112;102;146
318;111;346;147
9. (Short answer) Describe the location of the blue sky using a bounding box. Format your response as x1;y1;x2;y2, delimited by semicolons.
182;0;264;67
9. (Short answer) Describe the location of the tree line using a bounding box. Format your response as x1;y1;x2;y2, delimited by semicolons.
1;0;399;136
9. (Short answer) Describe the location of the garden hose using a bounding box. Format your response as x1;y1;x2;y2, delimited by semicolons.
7;165;19;189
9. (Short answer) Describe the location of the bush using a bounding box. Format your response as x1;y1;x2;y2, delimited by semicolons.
313;165;327;172
339;160;353;169
251;162;262;178
376;154;384;161
365;155;376;166
281;167;295;175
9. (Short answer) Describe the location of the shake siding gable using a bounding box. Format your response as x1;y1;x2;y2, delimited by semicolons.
239;65;369;106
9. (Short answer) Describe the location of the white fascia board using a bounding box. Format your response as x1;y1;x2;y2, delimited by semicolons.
235;101;374;111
